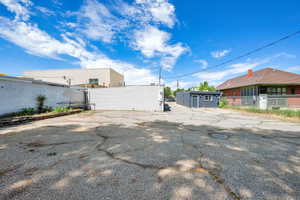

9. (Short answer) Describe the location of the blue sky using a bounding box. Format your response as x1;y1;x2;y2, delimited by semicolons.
0;0;299;88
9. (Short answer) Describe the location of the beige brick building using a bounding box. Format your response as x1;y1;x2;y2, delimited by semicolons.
24;68;124;87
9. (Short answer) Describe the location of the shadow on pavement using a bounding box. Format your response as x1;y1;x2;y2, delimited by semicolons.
0;121;299;200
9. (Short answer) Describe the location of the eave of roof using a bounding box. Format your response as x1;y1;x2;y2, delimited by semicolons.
216;68;300;90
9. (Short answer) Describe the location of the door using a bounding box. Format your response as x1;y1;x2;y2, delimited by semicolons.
191;95;198;107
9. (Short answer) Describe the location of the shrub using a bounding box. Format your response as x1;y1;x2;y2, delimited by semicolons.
20;108;36;116
36;95;46;113
43;106;53;113
53;107;71;113
219;97;228;108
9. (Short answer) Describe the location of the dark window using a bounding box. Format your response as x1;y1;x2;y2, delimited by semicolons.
89;79;99;85
260;87;267;94
204;95;212;101
267;87;272;95
291;88;296;95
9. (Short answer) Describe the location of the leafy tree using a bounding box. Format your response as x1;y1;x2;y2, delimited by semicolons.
197;81;216;92
164;87;173;98
173;88;185;97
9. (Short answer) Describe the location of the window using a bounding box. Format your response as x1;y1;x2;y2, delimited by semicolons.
260;87;267;94
291;88;296;95
89;79;99;85
277;88;281;93
282;88;287;95
266;87;287;95
204;95;213;101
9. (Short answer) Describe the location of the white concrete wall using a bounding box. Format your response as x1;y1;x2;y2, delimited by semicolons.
89;86;164;112
0;79;84;115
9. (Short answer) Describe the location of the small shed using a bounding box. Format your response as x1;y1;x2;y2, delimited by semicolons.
176;91;221;108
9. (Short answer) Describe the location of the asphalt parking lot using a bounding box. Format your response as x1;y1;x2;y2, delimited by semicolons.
1;103;300;200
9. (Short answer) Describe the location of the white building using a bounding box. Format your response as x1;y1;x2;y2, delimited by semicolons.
24;68;124;87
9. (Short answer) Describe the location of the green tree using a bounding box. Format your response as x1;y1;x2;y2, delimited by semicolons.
36;95;46;113
164;87;173;98
197;81;216;92
173;88;185;97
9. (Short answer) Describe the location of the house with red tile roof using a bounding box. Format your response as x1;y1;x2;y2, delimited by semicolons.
216;68;300;108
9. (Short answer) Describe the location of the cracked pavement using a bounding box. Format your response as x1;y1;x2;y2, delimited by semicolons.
0;103;300;200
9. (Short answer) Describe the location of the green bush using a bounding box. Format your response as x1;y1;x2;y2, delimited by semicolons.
43;106;53;113
20;108;36;116
36;95;46;113
219;97;228;108
53;107;71;113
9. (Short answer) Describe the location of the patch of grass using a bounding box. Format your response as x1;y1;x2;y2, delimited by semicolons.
224;105;300;119
219;97;228;108
53;107;72;113
0;106;54;119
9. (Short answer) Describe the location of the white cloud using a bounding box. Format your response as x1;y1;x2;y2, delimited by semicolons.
135;0;176;28
0;16;157;84
132;26;187;70
274;52;296;59
194;59;208;69
0;17;75;59
76;0;127;43
194;53;295;85
62;0;185;70
286;66;300;73
0;0;31;20
0;0;185;83
36;6;54;16
211;49;231;59
194;58;270;83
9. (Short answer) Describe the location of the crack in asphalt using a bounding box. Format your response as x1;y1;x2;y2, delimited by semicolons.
94;124;242;200
23;139;95;148
180;132;241;200
94;129;165;170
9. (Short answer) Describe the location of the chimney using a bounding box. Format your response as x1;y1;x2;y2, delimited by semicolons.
247;69;253;78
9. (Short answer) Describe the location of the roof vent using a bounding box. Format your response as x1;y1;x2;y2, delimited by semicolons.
247;69;253;78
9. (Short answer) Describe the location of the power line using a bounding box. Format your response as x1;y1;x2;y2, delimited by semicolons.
163;29;300;80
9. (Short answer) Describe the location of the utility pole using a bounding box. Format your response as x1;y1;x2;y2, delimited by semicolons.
158;66;162;86
176;80;179;89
